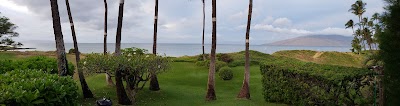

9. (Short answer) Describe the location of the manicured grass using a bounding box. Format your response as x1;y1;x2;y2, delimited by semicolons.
80;62;285;106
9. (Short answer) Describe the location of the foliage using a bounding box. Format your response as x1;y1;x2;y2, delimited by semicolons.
195;60;227;71
0;13;22;49
80;48;170;103
217;53;234;63
0;56;74;75
379;0;400;105
218;67;233;80
228;60;259;67
68;48;75;54
260;59;375;105
0;70;79;105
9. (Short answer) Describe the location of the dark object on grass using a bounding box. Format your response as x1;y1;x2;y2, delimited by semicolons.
96;97;112;106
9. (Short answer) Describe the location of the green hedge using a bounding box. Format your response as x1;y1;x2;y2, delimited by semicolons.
260;59;375;105
0;56;74;75
0;70;79;105
195;60;227;71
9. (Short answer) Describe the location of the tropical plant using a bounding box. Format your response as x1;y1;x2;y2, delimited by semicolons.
205;0;217;101
0;70;79;105
380;0;400;105
237;0;253;99
0;13;22;50
64;0;93;98
49;0;68;76
81;52;170;105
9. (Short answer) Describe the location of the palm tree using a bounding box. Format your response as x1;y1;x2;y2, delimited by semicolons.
237;0;253;99
205;0;217;101
114;0;131;104
349;0;367;51
65;0;93;98
345;19;355;33
103;0;114;86
49;0;68;76
201;0;206;60
149;0;160;91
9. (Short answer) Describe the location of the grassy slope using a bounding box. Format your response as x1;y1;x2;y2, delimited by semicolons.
273;50;364;67
81;62;284;106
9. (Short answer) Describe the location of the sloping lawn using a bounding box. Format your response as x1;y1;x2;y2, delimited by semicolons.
81;62;284;106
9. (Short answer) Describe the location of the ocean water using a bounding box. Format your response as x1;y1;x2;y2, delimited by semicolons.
21;43;352;57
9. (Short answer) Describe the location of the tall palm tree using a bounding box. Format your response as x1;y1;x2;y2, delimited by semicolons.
201;0;206;60
65;0;93;98
149;0;160;91
114;0;131;104
103;0;114;86
205;0;217;101
349;0;367;51
237;0;253;99
49;0;68;76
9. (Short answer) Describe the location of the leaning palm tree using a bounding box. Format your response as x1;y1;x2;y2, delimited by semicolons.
201;0;206;60
149;0;160;91
103;0;114;86
65;0;93;98
49;0;68;76
205;0;217;101
114;0;131;104
345;19;355;33
237;0;253;99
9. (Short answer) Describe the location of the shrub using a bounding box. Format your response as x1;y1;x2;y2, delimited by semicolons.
195;60;227;71
218;67;233;80
0;70;79;105
217;53;234;63
228;60;260;67
0;56;75;75
68;48;75;54
260;59;375;105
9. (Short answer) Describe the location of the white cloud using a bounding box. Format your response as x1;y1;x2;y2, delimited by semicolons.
316;27;353;36
253;24;312;35
0;0;30;14
272;17;292;27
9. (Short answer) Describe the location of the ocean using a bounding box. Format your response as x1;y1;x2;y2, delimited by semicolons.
21;43;352;57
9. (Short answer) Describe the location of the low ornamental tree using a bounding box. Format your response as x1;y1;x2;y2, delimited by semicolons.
80;48;170;105
0;13;22;50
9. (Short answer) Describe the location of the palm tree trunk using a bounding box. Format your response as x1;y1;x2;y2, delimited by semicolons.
49;0;68;76
202;0;206;61
65;0;93;98
206;0;217;101
103;0;114;86
115;0;131;105
237;0;252;99
149;0;160;91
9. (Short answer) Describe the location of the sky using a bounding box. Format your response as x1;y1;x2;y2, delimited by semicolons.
0;0;386;45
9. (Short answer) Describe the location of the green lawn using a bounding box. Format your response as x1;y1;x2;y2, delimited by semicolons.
0;52;16;60
81;62;284;106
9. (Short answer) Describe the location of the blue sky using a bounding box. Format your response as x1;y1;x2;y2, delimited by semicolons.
0;0;385;45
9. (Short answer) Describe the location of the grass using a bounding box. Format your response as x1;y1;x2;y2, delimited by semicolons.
273;50;364;67
0;52;16;60
80;62;284;105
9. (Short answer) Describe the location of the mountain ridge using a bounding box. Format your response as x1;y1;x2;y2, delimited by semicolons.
264;35;352;47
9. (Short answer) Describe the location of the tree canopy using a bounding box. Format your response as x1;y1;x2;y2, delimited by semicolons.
0;13;22;49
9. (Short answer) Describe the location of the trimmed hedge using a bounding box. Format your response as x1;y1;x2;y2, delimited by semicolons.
195;60;227;71
218;67;233;80
0;56;75;75
0;70;79;105
260;59;375;105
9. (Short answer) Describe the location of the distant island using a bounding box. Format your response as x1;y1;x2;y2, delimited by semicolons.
264;35;352;47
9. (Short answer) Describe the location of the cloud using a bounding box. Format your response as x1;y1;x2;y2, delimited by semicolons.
272;17;292;27
253;24;312;35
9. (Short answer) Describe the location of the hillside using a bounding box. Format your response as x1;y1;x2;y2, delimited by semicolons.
265;35;352;47
272;50;364;67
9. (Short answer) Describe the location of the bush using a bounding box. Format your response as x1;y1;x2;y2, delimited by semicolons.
217;53;234;63
195;60;227;71
0;56;75;75
228;60;260;67
0;70;79;105
260;59;375;105
68;48;75;54
218;67;233;80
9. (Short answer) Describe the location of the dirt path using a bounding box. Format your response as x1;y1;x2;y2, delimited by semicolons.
313;52;324;59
